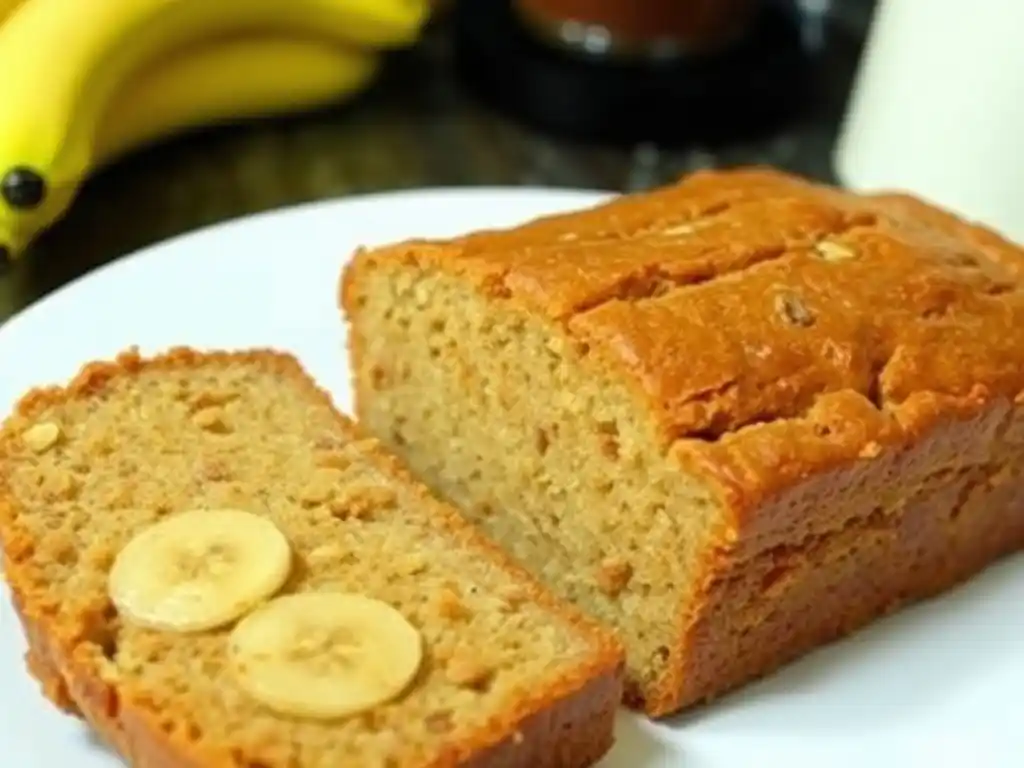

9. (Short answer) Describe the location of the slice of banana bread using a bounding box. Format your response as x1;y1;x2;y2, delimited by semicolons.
0;347;623;767
341;167;1024;717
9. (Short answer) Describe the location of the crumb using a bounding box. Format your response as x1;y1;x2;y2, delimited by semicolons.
316;451;352;471
331;483;396;521
188;389;238;411
300;468;342;506
446;652;493;690
23;422;61;453
425;710;454;733
596;556;633;597
859;441;883;459
435;587;471;621
496;584;529;611
307;544;346;565
774;292;815;327
193;408;230;433
401;554;429;576
41;469;79;502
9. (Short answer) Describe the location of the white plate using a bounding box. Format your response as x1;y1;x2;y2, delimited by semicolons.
1;188;1022;768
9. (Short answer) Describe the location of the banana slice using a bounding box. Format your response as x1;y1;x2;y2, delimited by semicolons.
229;592;423;720
108;508;292;633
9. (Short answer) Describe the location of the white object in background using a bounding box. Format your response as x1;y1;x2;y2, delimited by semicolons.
834;0;1024;243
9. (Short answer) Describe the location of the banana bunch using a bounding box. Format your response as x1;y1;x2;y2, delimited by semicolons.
0;0;432;263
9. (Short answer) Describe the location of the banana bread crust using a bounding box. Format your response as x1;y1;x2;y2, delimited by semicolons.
0;347;623;766
14;595;620;768
342;168;1024;715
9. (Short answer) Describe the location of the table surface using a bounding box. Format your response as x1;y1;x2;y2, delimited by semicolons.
0;1;872;324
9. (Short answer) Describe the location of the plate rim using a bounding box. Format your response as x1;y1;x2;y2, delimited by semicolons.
0;185;613;338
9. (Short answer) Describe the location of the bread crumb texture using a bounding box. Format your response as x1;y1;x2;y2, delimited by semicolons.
0;347;623;768
342;167;1024;716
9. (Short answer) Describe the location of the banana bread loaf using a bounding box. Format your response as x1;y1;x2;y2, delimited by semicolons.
0;347;623;767
341;167;1024;717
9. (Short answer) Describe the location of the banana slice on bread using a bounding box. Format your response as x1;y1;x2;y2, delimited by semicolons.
109;508;422;718
108;508;292;633
228;592;423;720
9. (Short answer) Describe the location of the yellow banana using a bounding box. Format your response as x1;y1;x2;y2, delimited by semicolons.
0;0;24;22
94;36;380;167
0;0;431;260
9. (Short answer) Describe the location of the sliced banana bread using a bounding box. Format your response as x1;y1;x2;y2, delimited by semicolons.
0;347;623;767
341;167;1024;717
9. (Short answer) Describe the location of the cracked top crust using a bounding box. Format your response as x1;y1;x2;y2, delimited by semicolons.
359;168;1024;527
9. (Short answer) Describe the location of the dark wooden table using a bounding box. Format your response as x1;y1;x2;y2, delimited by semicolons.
0;0;872;323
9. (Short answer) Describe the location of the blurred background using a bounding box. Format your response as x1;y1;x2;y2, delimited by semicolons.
0;0;874;320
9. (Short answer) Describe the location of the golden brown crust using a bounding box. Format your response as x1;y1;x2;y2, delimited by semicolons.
0;346;624;767
341;167;1024;717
